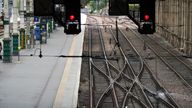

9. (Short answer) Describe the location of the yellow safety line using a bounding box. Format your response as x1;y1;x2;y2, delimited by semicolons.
53;35;77;108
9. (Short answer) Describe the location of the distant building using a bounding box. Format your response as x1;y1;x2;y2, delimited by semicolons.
0;0;13;17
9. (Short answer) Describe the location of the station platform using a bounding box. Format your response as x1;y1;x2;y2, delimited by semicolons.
0;13;87;108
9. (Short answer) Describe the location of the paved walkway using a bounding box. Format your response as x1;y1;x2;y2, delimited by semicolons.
0;13;87;108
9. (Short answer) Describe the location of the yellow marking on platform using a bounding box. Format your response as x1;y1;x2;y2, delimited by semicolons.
53;36;77;108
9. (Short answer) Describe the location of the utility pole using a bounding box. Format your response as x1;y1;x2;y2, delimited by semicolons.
12;0;19;56
3;0;11;63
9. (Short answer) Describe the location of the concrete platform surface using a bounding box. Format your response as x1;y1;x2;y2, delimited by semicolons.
0;13;87;108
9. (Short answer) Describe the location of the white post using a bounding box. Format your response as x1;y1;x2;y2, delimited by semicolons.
3;0;10;39
20;0;25;29
29;0;34;47
13;0;18;34
26;0;30;48
29;0;33;26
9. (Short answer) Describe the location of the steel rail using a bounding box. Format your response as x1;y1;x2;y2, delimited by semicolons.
88;15;180;108
95;18;120;108
106;16;180;107
87;16;120;108
151;34;192;71
109;28;154;108
87;18;93;108
126;25;192;90
120;28;180;108
119;25;181;108
116;18;182;108
107;17;153;107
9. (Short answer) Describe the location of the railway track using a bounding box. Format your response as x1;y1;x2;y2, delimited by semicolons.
88;16;120;108
116;16;192;107
81;15;179;108
143;34;192;86
79;15;192;108
109;21;180;108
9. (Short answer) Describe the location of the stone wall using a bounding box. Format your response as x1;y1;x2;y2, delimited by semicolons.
156;0;192;56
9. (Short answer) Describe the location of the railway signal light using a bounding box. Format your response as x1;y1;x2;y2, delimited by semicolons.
34;0;81;34
69;15;75;21
144;15;150;21
64;0;81;34
138;0;155;34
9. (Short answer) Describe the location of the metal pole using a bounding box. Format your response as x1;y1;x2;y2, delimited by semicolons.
155;56;158;79
18;48;20;62
116;17;119;46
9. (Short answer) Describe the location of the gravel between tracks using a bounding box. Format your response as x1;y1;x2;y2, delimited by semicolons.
78;15;192;108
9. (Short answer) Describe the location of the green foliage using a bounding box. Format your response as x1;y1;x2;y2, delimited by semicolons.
129;4;139;11
87;0;107;12
89;1;96;13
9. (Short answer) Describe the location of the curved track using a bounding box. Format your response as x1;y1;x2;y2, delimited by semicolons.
115;16;192;107
83;15;182;108
79;14;192;108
